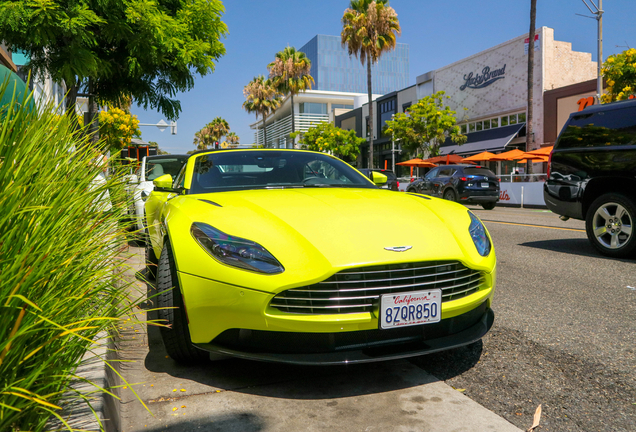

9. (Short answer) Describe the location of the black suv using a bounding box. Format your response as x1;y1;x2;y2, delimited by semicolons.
359;169;399;191
406;165;500;209
544;98;636;258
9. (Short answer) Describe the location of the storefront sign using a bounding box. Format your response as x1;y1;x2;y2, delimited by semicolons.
524;34;540;54
460;65;506;91
498;182;545;206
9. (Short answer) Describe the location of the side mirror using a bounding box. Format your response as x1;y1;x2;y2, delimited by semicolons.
371;171;388;186
153;174;174;190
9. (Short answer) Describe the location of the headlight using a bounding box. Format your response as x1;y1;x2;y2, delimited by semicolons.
191;222;284;274
468;211;491;256
141;190;149;202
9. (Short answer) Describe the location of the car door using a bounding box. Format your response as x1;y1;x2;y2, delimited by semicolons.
419;167;440;194
432;167;454;197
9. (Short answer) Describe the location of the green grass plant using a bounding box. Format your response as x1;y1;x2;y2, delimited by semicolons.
0;83;141;431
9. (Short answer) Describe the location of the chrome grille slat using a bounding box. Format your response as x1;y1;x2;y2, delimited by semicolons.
315;268;471;285
288;272;480;293
334;262;461;276
270;261;486;315
269;303;374;309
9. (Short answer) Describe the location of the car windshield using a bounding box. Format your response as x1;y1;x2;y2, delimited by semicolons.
189;151;374;194
146;157;187;181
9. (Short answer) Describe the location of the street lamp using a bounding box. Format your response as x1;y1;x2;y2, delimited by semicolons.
139;119;177;135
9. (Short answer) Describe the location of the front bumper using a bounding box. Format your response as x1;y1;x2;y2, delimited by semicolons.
179;268;495;364
195;303;493;365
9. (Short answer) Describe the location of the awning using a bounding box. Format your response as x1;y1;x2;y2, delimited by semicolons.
439;123;525;156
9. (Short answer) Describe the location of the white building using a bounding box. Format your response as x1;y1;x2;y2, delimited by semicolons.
250;89;381;148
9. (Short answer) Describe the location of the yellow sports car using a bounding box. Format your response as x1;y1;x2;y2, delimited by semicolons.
145;149;495;365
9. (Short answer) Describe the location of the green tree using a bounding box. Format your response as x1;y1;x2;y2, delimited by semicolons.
295;123;365;163
0;0;228;120
148;141;169;155
601;48;636;103
341;0;401;168
268;46;314;140
384;91;466;156
242;76;282;148
193;117;230;150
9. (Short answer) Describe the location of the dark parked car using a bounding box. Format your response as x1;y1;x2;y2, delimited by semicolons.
359;168;399;191
544;98;636;258
406;165;500;210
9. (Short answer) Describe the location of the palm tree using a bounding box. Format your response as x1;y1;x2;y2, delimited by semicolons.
341;0;401;168
243;76;282;148
193;117;230;150
209;117;230;145
268;46;315;145
225;132;240;148
526;0;537;175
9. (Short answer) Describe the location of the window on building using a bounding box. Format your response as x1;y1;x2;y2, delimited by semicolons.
518;112;526;123
469;123;476;132
509;114;517;125
501;116;509;127
483;119;491;130
476;121;483;131
299;103;327;115
365;116;370;137
402;102;412;112
461;124;467;134
332;103;354;110
491;118;498;128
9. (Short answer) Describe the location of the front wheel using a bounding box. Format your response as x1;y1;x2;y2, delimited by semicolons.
443;189;457;202
585;193;636;258
481;202;496;210
157;240;208;364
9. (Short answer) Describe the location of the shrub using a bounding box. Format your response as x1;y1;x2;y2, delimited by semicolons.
0;84;139;430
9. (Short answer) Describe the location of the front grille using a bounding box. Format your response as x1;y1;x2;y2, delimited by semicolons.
270;261;485;314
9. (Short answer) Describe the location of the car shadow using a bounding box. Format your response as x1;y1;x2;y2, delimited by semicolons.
519;238;636;262
139;281;483;401
141;414;265;432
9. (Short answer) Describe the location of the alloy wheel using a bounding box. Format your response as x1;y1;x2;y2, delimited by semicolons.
592;202;633;249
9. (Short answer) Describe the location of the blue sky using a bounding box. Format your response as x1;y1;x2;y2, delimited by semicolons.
131;0;635;154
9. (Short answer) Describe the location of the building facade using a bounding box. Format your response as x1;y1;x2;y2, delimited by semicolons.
299;35;409;95
338;27;600;176
250;89;381;148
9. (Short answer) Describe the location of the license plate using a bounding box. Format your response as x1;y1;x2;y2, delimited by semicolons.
481;182;489;188
380;290;442;329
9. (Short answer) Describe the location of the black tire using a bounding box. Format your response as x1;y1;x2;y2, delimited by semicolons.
585;193;636;258
156;240;208;364
481;202;496;210
145;239;158;281
406;186;416;193
443;189;457;202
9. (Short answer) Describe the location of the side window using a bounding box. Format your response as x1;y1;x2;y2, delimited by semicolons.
438;168;452;177
424;168;439;180
557;106;636;149
174;163;187;189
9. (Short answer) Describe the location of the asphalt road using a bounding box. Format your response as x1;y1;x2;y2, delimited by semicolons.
118;206;636;432
427;205;636;431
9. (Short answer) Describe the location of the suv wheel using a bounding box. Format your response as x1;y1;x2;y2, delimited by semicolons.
585;193;636;258
443;189;457;202
481;202;496;210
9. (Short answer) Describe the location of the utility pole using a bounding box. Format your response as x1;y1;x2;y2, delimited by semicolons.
581;0;604;101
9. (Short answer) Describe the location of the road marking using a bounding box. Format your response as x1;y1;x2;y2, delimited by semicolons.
482;220;586;232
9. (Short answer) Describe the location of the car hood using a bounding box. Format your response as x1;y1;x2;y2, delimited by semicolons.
167;188;493;291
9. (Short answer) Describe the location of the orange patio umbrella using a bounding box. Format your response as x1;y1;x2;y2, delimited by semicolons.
525;145;554;156
460;151;497;162
488;149;528;161
516;155;549;164
425;154;473;165
397;158;438;168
